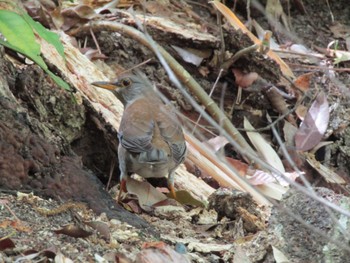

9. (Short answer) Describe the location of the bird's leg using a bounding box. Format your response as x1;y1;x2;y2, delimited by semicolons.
117;177;127;202
167;170;176;199
117;145;128;202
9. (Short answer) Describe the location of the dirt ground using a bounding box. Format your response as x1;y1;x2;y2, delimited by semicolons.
1;0;350;262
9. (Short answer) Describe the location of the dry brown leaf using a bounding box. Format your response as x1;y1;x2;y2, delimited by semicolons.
0;238;15;251
126;177;168;211
232;68;259;88
293;72;313;92
54;224;92;238
295;91;329;151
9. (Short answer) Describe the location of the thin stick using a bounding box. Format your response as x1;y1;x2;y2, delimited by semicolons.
89;26;101;55
119;58;152;75
192;68;224;134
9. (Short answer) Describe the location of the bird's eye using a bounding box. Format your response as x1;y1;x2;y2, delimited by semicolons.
121;78;131;87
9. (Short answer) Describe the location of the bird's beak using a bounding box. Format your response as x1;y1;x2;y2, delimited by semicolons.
91;81;116;90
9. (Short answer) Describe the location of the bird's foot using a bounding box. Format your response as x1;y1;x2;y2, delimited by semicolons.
168;183;177;199
116;178;128;202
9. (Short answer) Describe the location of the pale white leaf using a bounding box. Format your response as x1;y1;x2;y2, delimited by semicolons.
15;252;41;263
272;246;290;263
172;45;204;66
55;252;74;263
289;44;309;54
94;254;108;263
248;170;299;186
334;50;350;64
256;183;288;200
204;135;229;152
244;117;285;173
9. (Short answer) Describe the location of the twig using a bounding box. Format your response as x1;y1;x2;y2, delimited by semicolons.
192;68;224;134
89;24;102;55
119;58;152;75
106;158;116;191
238;91;305;132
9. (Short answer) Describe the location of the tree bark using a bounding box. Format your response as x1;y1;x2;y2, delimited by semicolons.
0;46;158;236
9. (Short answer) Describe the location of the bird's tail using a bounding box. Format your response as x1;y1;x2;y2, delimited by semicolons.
138;148;169;163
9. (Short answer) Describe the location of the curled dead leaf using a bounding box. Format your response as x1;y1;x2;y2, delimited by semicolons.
232;68;259;88
0;238;15;251
54;224;92;238
295;91;329;151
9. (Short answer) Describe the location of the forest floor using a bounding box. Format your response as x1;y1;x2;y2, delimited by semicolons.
1;0;350;262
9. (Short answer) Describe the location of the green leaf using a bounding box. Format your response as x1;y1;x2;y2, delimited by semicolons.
0;10;43;65
22;13;65;59
0;36;47;70
47;71;71;90
0;10;70;91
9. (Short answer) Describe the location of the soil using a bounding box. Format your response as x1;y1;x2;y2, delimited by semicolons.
1;0;350;262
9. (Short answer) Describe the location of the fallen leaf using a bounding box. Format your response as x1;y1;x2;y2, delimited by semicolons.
54;224;92;238
173;190;205;207
204;135;229;152
244;117;285;173
124;200;142;214
247;169;299;186
55;251;74;263
334;49;350;64
126;178;168;211
225;158;249;176
295;104;308;120
293;72;313;92
171;45;205;66
295;91;329;151
0;238;15;251
272;246;290;263
256;183;288;200
0;219;31;233
187;242;233;253
232;68;259;88
60;5;97;31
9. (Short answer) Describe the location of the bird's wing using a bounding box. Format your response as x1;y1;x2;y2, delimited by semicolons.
119;99;154;153
156;104;187;165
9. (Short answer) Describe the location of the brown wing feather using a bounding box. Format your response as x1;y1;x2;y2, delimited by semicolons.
119;96;186;164
156;104;187;165
119;99;154;153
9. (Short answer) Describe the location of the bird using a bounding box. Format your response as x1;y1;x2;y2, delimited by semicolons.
92;72;187;200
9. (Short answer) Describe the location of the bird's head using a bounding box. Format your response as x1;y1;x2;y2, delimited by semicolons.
92;73;153;105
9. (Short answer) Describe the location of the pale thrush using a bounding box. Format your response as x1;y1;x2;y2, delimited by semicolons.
92;73;187;199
